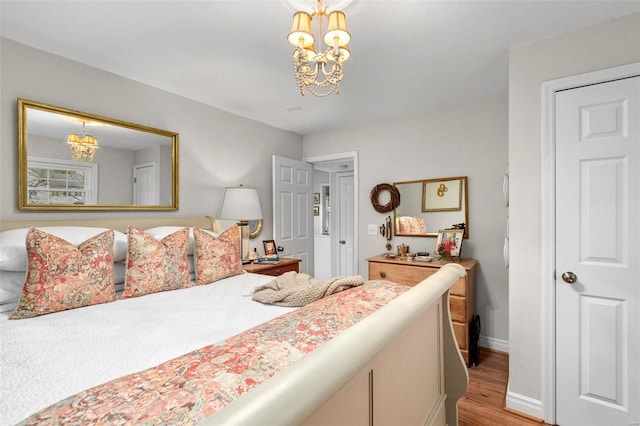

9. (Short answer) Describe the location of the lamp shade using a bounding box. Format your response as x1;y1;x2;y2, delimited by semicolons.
288;11;315;48
303;43;317;62
219;186;263;221
324;10;350;47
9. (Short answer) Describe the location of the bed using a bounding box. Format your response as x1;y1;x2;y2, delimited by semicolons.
0;217;468;425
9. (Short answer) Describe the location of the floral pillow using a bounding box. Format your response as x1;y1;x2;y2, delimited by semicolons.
10;228;117;319
193;226;244;285
122;226;192;298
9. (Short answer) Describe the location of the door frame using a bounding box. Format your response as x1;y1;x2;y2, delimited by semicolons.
541;62;640;424
304;151;359;275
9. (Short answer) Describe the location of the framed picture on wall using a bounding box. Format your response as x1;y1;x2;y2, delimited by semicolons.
423;177;463;212
435;229;464;257
313;193;320;204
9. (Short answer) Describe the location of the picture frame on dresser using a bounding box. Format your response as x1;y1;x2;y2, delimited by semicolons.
436;229;464;257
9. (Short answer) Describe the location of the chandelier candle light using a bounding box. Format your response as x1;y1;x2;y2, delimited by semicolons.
67;122;99;162
287;0;351;97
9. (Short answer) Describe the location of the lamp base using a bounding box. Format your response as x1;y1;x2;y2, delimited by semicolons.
238;220;250;263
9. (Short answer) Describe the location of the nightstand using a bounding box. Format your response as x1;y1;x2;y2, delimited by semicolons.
244;258;301;276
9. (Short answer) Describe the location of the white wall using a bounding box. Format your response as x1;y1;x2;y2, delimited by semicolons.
508;12;640;418
303;94;509;348
0;38;302;253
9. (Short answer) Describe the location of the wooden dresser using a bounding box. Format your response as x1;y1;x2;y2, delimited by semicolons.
367;255;478;366
244;258;301;276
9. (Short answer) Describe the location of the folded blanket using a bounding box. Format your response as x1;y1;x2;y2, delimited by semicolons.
252;271;364;307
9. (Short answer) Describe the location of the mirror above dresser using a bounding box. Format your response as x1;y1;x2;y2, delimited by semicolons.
393;176;468;238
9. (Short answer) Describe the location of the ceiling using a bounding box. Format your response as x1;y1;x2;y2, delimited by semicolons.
2;1;639;136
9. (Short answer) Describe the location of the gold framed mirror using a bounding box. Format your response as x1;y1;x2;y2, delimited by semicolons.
393;176;468;238
18;99;179;211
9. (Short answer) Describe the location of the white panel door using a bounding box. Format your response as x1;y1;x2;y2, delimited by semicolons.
337;172;355;276
133;162;157;205
272;156;313;274
555;76;639;425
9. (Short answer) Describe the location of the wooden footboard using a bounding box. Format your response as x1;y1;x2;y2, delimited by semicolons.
204;264;469;425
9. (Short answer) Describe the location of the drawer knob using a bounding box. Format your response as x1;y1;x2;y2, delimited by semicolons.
379;272;386;278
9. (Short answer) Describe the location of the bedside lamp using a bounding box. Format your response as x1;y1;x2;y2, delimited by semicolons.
219;185;263;262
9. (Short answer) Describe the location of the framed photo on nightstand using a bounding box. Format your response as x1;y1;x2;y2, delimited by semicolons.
263;239;277;256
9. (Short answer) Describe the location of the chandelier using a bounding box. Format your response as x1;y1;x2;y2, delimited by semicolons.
287;0;351;97
67;122;99;162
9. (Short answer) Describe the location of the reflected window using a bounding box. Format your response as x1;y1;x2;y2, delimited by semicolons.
27;157;97;204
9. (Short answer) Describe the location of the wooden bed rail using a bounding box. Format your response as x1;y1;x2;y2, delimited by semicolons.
204;264;469;425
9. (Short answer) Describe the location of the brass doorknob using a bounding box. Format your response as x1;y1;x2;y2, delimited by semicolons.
562;271;577;284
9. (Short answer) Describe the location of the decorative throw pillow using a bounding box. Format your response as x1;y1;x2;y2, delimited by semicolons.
410;216;426;234
0;226;128;271
144;226;219;256
10;229;117;319
397;217;411;234
122;226;192;298
193;226;244;285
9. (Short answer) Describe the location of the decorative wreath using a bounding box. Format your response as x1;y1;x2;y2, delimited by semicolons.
370;183;401;213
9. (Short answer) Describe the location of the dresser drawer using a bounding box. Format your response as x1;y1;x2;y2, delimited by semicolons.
450;278;467;297
369;262;467;296
369;262;436;286
450;295;467;323
452;321;468;350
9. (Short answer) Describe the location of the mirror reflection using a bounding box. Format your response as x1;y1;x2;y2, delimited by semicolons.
18;99;179;210
393;176;468;238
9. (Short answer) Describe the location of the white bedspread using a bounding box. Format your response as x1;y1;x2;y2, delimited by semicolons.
0;272;295;425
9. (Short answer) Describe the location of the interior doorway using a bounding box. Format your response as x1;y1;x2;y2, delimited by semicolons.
305;152;358;279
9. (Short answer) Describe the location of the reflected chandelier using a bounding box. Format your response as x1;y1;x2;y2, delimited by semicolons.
67;122;99;162
287;0;351;97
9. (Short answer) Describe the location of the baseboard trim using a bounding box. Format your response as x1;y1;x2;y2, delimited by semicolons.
505;385;544;420
479;335;509;353
503;406;545;423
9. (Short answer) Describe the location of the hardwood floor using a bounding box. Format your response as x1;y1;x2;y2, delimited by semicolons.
458;348;548;426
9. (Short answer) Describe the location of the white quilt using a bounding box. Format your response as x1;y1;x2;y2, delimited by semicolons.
0;272;295;425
